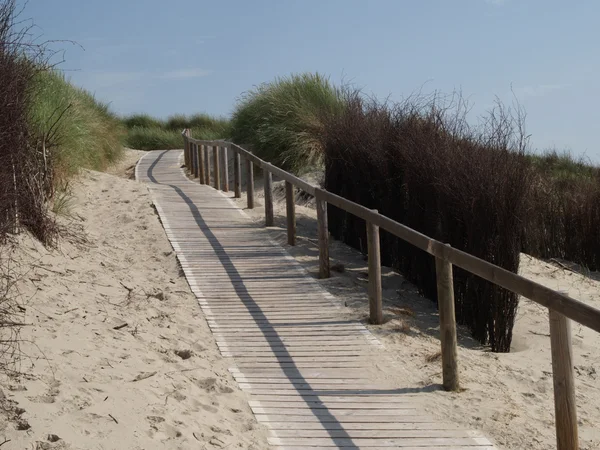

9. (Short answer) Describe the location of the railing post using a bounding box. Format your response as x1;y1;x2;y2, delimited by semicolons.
185;129;192;170
198;144;206;184
213;145;220;190
184;139;188;168
435;245;459;392
222;144;229;192
234;151;241;198
264;169;274;226
204;145;211;186
183;130;190;168
246;159;254;209
193;143;199;178
285;181;296;246
316;191;330;279
367;216;383;325
549;307;578;450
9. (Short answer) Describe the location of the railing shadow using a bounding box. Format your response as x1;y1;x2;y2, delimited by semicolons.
146;150;360;447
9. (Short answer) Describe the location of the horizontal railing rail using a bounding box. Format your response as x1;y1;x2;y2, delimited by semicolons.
182;131;595;450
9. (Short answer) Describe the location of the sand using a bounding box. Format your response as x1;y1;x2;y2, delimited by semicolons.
228;174;600;450
1;148;598;450
0;150;268;449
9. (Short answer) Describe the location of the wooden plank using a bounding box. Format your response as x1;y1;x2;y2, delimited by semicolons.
207;324;366;331
205;310;340;317
213;145;220;190
255;414;438;424
203;305;340;312
435;253;459;392
183;131;189;167
234;364;371;371
549;309;578;450
222;144;229;192
286;181;296;246
237;379;372;387
198;144;206;184
140;148;498;450
367;219;382;325
253;407;419;416
190;143;197;177
241;383;381;391
219;343;377;351
246;158;254;209
235;374;370;381
221;350;369;358
316;195;330;279
204;145;211;186
248;400;417;409
263;422;460;431
269;430;485;439
265;169;274;226
247;395;421;403
271;446;495;450
267;437;489;450
212;328;370;335
234;150;241;198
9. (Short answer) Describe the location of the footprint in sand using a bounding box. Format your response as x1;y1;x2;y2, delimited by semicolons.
195;378;234;394
146;415;165;431
28;380;60;404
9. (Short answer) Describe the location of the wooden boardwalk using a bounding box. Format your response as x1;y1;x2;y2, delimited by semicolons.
136;149;496;450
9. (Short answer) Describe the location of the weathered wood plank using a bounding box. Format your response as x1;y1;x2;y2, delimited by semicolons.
435;253;459;392
138;149;496;450
286;181;296;246
264;169;274;226
246;158;254;209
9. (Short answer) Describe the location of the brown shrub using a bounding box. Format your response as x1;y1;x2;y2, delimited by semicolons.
0;0;56;245
322;91;530;352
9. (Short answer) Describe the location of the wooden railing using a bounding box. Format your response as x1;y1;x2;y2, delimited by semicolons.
182;131;600;450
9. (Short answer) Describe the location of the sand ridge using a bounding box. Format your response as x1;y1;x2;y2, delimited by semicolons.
0;150;268;449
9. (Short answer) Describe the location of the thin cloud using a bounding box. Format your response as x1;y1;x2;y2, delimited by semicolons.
76;68;211;89
159;68;211;80
515;84;570;98
485;0;507;5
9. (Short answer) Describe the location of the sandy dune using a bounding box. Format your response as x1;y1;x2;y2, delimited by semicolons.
228;173;600;450
0;150;268;449
1;148;598;449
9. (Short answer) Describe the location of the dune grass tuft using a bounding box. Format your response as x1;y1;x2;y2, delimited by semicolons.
123;113;164;130
125;127;183;150
30;70;125;187
122;112;230;150
230;72;345;174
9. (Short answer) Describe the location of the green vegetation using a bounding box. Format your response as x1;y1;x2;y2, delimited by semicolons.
523;150;600;270
230;73;345;174
122;113;230;150
30;70;125;187
227;72;600;349
2;0;125;244
123;113;164;130
125;126;183;150
528;150;600;181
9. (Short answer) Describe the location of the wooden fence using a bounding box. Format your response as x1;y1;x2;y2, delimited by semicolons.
182;132;600;450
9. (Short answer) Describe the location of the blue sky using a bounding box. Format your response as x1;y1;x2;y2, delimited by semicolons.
21;0;600;160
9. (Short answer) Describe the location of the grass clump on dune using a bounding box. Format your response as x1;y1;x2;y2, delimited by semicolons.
230;72;345;174
30;70;125;187
523;150;600;270
124;126;183;150
123;113;231;150
123;113;164;130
